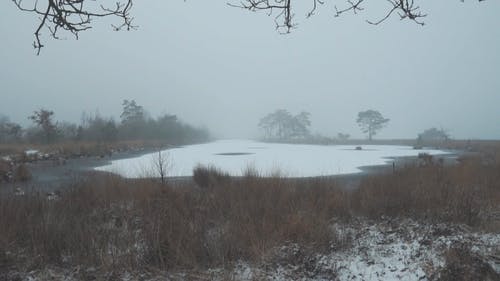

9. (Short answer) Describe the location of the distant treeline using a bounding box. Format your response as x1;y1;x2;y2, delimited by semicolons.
258;109;312;141
0;100;210;145
258;109;451;146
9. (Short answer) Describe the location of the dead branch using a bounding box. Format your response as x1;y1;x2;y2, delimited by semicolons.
334;0;365;17
228;0;304;33
13;0;488;53
231;0;486;32
365;0;426;26
12;0;135;55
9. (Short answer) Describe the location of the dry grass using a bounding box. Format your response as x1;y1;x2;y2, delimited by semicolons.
0;142;499;273
0;140;172;158
439;243;500;281
192;164;231;188
13;164;31;182
352;156;500;226
0;175;345;271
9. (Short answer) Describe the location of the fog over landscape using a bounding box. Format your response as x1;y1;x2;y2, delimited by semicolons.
1;1;499;139
2;1;500;280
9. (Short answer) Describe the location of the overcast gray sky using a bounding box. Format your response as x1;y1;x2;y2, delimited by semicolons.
1;1;499;139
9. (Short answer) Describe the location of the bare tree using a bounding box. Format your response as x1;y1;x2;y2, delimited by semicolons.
12;0;135;54
153;148;172;184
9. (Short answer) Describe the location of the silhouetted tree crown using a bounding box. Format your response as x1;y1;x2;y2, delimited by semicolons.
417;127;450;143
0;116;22;143
29;109;58;143
259;110;311;140
356;110;389;141
120;99;145;125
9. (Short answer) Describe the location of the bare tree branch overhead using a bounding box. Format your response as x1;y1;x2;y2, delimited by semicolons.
12;0;487;54
229;0;487;32
12;0;135;54
333;0;427;25
228;0;309;33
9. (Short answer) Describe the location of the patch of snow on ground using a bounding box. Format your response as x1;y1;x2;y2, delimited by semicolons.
220;219;500;281
95;139;451;178
1;155;12;162
329;221;440;281
9;220;498;281
24;149;39;156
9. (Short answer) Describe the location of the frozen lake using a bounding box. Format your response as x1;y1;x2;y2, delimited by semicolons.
94;140;451;178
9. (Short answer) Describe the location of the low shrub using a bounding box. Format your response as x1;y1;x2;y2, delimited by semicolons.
13;164;31;182
439;243;500;281
192;164;231;188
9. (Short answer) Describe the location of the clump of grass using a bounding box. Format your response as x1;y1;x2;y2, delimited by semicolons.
192;164;231;188
13;164;31;182
242;164;260;178
0;160;11;181
439;243;500;281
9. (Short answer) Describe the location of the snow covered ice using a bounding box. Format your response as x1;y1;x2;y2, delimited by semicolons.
95;139;450;178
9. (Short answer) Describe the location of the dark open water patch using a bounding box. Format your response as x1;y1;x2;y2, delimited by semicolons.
215;152;255;156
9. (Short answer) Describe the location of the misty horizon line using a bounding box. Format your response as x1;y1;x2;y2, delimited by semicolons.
2;108;497;141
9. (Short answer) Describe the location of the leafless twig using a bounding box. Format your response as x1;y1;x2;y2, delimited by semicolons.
231;0;486;32
335;0;426;25
12;0;135;55
307;0;325;18
228;0;320;33
334;0;365;17
14;0;487;53
366;0;426;26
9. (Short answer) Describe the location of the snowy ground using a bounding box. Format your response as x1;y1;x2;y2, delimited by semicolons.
94;140;451;178
219;219;500;281
9;219;499;281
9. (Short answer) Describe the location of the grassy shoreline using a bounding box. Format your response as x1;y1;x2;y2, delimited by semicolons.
1;140;499;280
0;144;499;279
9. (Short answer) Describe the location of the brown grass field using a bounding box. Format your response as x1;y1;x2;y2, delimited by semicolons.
0;140;499;279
